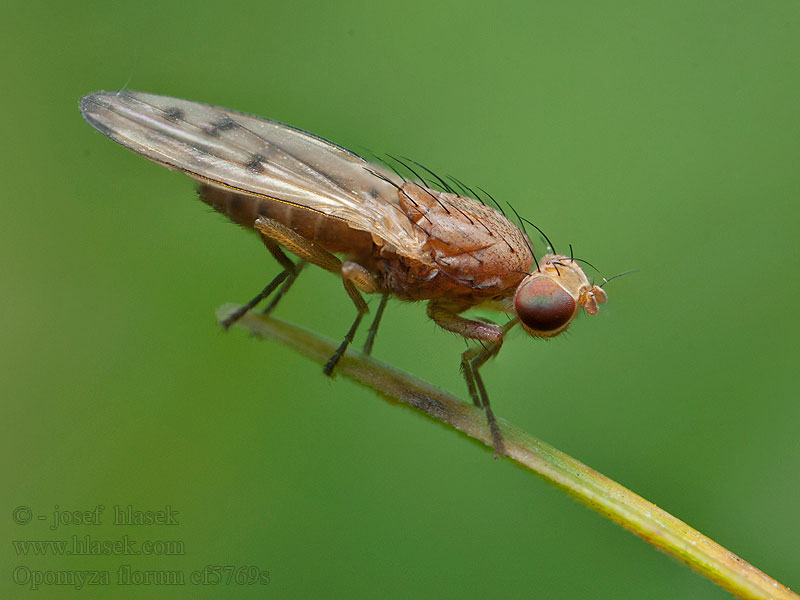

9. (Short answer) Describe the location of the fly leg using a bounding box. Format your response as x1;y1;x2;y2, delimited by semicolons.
428;299;518;457
323;260;386;371
341;262;387;356
254;217;375;376
323;274;368;375
364;294;389;355
220;235;301;329
262;259;306;316
461;342;505;457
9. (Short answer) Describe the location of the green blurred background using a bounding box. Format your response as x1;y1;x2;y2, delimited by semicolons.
3;1;798;597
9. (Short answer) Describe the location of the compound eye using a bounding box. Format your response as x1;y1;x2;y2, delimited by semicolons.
514;278;577;336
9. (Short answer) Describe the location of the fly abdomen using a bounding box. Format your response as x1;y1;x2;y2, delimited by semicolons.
197;183;374;261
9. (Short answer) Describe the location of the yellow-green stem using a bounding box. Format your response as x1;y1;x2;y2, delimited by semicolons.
220;305;797;600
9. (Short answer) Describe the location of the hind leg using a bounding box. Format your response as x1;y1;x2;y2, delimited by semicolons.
254;217;377;375
363;293;389;355
220;235;302;329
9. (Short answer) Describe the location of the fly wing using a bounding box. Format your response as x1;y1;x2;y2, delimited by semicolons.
80;91;424;259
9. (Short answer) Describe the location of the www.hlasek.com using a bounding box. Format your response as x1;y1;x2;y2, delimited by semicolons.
13;535;184;556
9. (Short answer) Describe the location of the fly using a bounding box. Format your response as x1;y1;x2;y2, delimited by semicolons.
80;91;609;456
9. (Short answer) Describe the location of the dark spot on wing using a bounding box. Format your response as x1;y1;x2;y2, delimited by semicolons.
203;114;237;137
164;107;184;122
216;114;237;130
189;143;213;156
246;154;266;173
369;187;379;199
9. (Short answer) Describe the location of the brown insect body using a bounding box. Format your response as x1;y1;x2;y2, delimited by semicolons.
201;181;534;305
81;90;611;457
199;183;377;265
386;183;534;303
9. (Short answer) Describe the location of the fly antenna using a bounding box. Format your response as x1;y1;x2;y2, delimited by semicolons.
599;269;638;288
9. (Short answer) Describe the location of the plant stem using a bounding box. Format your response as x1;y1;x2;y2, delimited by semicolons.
220;305;797;600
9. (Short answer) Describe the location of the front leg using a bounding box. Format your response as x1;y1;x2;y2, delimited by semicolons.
427;299;518;457
427;299;503;408
460;343;506;457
